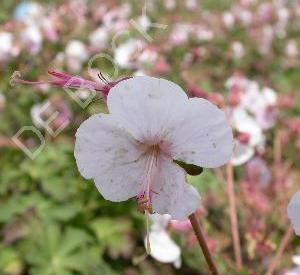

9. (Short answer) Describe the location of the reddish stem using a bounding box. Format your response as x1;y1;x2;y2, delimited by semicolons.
265;225;293;275
189;213;220;275
226;162;243;270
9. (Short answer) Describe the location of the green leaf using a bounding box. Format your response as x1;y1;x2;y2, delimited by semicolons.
90;218;133;258
173;159;204;176
25;223;93;275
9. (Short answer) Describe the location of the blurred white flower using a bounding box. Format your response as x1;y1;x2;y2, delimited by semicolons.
239;10;253;26
169;23;192;45
194;27;214;42
223;12;235;28
42;17;58;42
285;40;298;58
114;39;144;69
14;1;44;25
0;93;6;111
21;25;43;55
89;27;109;51
164;0;176;11
232;107;264;147
0;32;19;62
137;48;158;68
230;107;265;166
232;41;245;59
185;0;198;11
232;142;255;166
31;102;49;129
31;99;71;132
103;3;131;32
65;40;88;72
145;213;181;268
241;85;278;130
136;14;151;32
288;191;300;235
258;26;274;55
75;76;233;219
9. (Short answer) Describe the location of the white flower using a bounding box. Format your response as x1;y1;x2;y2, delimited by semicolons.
232;41;245;59
0;32;19;62
21;25;43;55
230;107;265;166
65;40;88;72
114;39;144;69
288;191;300;235
164;0;176;11
75;76;233;219
136;15;151;32
14;2;44;25
285;40;298;58
145;213;181;268
89;27;109;50
137;48;158;67
231;142;255;166
185;0;198;11
194;27;214;42
223;12;235;28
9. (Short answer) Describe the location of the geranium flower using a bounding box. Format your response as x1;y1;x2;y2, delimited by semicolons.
288;191;300;235
74;76;233;220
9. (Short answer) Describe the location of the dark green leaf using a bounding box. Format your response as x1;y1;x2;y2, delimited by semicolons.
173;159;204;176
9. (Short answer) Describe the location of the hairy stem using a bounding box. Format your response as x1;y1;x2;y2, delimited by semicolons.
226;162;243;270
189;213;220;275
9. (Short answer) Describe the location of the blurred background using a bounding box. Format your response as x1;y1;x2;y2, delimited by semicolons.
1;0;300;274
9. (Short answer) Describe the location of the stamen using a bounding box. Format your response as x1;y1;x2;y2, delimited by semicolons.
136;146;160;255
97;72;110;85
137;146;159;214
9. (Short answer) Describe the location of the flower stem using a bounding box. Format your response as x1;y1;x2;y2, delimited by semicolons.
226;162;243;270
265;225;293;275
189;213;220;275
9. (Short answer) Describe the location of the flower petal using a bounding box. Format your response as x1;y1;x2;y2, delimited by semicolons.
151;156;200;220
231;141;254;166
169;98;233;168
146;230;181;264
74;114;147;201
107;76;188;145
287;191;300;235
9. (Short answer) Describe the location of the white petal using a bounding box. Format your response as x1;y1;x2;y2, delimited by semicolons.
285;267;300;275
232;106;264;146
231;141;254;166
168;98;233;168
107;76;188;145
293;255;300;266
74;114;147;202
151;156;200;220
288;191;300;235
149;213;171;231
146;230;181;264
